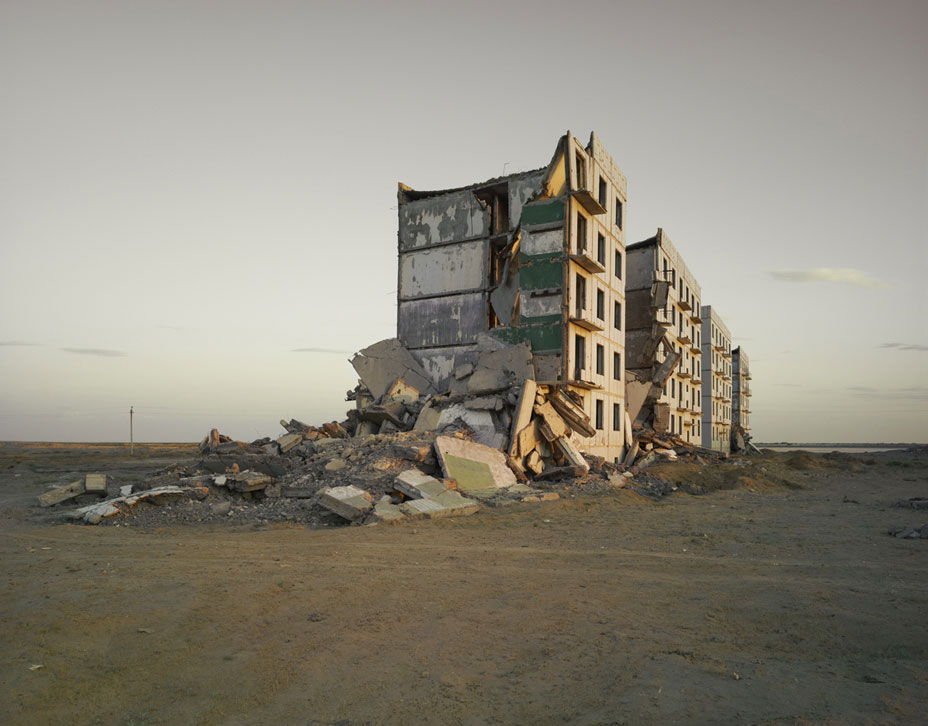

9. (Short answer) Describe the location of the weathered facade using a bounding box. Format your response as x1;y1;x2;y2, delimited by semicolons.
700;306;732;452
624;229;703;445
732;346;751;435
396;131;628;462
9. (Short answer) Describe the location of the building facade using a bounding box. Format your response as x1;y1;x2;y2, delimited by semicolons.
732;346;751;435
625;229;703;445
700;305;732;452
395;131;628;462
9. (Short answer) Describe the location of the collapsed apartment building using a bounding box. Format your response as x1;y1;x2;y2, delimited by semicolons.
701;305;733;453
624;228;703;445
40;130;761;527
395;131;629;463
731;346;752;451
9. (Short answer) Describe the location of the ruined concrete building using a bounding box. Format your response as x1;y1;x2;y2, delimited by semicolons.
624;229;703;445
396;131;629;462
701;305;733;452
732;346;751;436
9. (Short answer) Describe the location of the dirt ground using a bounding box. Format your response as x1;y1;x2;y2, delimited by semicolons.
1;443;926;725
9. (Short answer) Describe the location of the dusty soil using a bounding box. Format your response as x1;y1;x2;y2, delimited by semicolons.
1;443;926;725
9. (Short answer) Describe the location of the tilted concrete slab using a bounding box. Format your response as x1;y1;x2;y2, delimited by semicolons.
395;469;449;499
434;435;517;491
318;485;374;521
38;480;85;507
350;338;436;402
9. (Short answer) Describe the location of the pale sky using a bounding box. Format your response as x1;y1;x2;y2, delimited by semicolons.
1;0;926;443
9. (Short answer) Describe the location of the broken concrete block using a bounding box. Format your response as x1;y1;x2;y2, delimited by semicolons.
434;435;517;491
368;498;405;523
463;395;504;411
84;474;106;493
534;401;570;439
453;363;474;380
400;498;446;519
625;378;651;424
318;485;373;521
548;388;596;438
385;377;419;404
525;449;544;475
473;431;507;450
38;480;84;507
436;404;495;436
413;399;442;431
395;469;448;499
515;419;543;460
508;379;537;456
466;367;510;395
430;489;479;516
276;433;302;453
554;437;590;474
229;471;272;492
350;338;435;402
624;411;634;447
325;458;348;472
623;440;640;468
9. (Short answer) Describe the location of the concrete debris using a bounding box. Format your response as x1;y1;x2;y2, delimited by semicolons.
888;525;928;539
434;435;517;492
84;473;107;493
394;469;448;499
350;338;436;402
318;485;374;521
66;485;198;525
38;480;85;507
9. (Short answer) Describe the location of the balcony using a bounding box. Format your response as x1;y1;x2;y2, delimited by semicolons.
691;375;702;385
678;298;692;311
690;343;701;355
655;307;673;327
678;369;692;379
570;249;606;274
571;189;607;216
690;310;703;324
571;367;602;390
569;309;604;332
678;333;692;345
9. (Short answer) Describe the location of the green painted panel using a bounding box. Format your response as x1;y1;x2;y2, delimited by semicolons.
525;322;563;351
521;260;562;290
519;313;561;326
520;250;565;264
489;321;563;353
520;200;565;226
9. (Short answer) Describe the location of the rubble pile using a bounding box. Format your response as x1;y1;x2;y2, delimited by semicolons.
40;335;756;527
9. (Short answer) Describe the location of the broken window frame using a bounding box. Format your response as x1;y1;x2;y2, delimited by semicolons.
576;212;588;254
596;288;605;320
613;403;621;431
615;198;623;229
613;351;621;380
595;343;604;375
614;300;621;331
597;233;606;266
595;399;604;431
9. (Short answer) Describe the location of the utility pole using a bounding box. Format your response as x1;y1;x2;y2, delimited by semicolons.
130;406;134;455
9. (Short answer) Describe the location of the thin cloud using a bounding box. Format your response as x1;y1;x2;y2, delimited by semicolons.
60;347;127;358
879;342;928;352
0;340;39;346
291;347;353;355
768;268;888;288
848;386;878;392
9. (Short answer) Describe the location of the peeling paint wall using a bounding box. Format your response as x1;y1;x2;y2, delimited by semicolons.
399;240;487;298
399;191;489;251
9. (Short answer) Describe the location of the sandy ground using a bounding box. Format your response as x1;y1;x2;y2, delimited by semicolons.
1;443;926;725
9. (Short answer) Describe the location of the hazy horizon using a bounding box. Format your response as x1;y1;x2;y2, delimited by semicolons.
2;0;926;444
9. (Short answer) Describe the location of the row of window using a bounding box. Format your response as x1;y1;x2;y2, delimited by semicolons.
575;151;624;231
574;273;622;330
576;214;624;279
574;333;622;381
590;398;623;432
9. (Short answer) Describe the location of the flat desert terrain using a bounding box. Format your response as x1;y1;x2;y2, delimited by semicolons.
1;443;926;725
